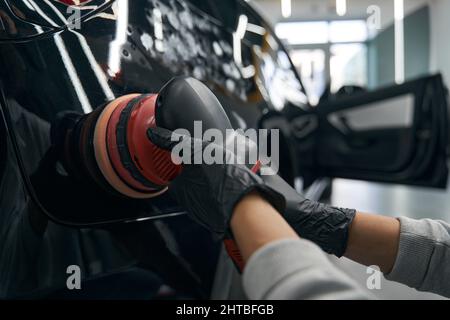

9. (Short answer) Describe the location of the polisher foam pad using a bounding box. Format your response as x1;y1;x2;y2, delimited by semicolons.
93;94;167;199
106;96;157;192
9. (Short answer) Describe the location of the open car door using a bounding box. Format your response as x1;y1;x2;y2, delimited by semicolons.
263;74;449;189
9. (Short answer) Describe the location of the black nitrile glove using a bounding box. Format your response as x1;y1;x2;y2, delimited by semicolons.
147;127;286;238
261;174;356;257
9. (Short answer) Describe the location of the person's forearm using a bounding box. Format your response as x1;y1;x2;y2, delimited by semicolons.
232;192;401;273
346;214;450;297
344;212;400;273
232;192;372;300
230;191;298;262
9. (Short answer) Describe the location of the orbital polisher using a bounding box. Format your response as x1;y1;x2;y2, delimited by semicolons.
52;77;243;199
52;77;258;270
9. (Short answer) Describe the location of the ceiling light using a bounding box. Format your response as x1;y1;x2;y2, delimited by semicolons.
281;0;291;18
336;0;347;16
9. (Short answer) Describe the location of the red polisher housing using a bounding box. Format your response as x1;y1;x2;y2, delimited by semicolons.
105;94;182;193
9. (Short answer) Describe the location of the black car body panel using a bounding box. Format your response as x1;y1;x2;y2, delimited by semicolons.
0;0;448;299
0;0;307;226
0;0;306;298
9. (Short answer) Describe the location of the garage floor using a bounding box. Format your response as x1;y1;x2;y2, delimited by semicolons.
328;178;450;300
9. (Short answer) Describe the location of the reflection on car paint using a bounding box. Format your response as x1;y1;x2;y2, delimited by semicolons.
5;0;113;28
0;3;53;39
0;0;309;227
116;0;307;107
129;0;248;101
0;0;308;298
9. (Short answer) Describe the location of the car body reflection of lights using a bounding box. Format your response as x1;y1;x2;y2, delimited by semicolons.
153;8;164;52
233;14;248;65
108;0;128;78
21;0;36;11
44;0;115;100
28;0;92;113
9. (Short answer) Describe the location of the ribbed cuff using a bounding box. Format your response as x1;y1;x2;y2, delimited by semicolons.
385;217;436;288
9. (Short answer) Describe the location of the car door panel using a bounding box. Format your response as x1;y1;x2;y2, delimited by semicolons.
288;74;449;188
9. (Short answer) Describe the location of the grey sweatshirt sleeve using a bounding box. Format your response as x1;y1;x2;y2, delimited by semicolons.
385;217;450;298
242;239;373;300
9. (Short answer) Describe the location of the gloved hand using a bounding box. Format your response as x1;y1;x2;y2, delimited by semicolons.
261;174;356;257
147;127;286;238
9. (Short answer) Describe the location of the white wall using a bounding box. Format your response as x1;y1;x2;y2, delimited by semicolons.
251;0;450;88
429;0;450;88
251;0;429;28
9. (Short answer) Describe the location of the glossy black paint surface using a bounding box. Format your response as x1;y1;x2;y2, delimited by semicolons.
1;0;306;225
0;0;306;298
0;0;306;225
0;1;54;40
5;0;113;29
